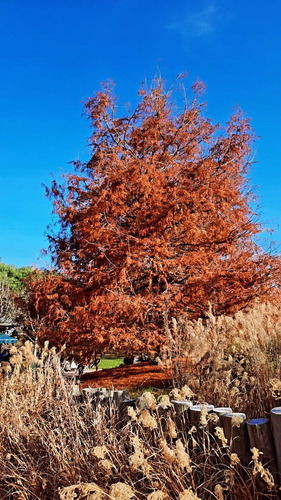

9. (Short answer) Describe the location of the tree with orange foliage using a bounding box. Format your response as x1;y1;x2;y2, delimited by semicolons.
30;76;281;357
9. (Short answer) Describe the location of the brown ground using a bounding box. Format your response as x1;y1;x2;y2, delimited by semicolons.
80;362;173;390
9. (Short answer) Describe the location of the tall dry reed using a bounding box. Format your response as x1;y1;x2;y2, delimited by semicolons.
163;302;281;417
0;338;279;499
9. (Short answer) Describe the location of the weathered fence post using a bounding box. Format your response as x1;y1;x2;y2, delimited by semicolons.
270;407;281;476
213;407;233;425
247;417;278;492
209;407;232;436
171;400;193;433
172;400;193;416
189;404;214;429
222;413;250;466
118;398;136;428
82;387;102;401
113;390;129;406
247;418;277;468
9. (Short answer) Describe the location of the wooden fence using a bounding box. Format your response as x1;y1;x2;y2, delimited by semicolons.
80;386;281;485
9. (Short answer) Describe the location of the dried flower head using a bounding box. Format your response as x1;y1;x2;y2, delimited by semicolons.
179;487;201;499
180;385;193;399
175;439;192;472
200;406;209;426
127;406;138;421
232;415;244;428
109;482;135;499
101;459;115;472
208;413;219;424
93;445;108;459
270;378;281;399
214;484;224;500
139;392;157;410
129;447;151;475
147;491;167;500
170;388;181;400
251;447;275;490
215;427;228;447
160;439;175;463
170;385;193;401
229;453;240;466
167;415;177;438
59;482;105;500
138;409;157;429
158;395;171;409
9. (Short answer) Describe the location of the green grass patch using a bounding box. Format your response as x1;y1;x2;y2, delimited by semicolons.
98;357;124;370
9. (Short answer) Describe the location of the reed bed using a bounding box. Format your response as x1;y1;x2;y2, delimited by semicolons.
0;302;281;499
163;302;281;418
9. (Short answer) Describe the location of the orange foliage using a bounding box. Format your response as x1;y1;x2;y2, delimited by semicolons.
29;76;281;356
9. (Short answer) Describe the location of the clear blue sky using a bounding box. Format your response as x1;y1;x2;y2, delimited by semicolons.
0;0;280;268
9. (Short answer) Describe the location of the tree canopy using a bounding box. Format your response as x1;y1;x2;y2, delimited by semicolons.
0;262;37;329
0;262;34;294
29;76;281;356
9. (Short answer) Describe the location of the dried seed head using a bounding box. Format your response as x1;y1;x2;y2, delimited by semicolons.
179;487;201;499
270;378;281;399
101;459;115;472
214;484;224;500
59;482;105;500
93;445;108;459
170;388;181;400
160;439;175;463
232;416;244;428
167;415;177;438
170;385;193;401
200;406;209;426
208;413;219;424
180;385;193;399
139;392;157;410
147;491;167;500
159;395;171;409
251;447;275;489
138;409;157;429
215;427;228;447
175;439;192;472
109;482;135;499
229;453;240;466
127;406;138;421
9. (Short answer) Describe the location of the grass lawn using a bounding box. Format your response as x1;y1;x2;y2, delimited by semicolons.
98;357;124;370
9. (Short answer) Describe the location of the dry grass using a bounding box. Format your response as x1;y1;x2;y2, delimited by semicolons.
0;302;280;499
163;301;281;417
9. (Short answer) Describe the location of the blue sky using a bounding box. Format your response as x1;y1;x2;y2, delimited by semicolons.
0;0;280;267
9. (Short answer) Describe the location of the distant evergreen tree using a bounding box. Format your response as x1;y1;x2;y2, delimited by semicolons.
0;261;34;293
